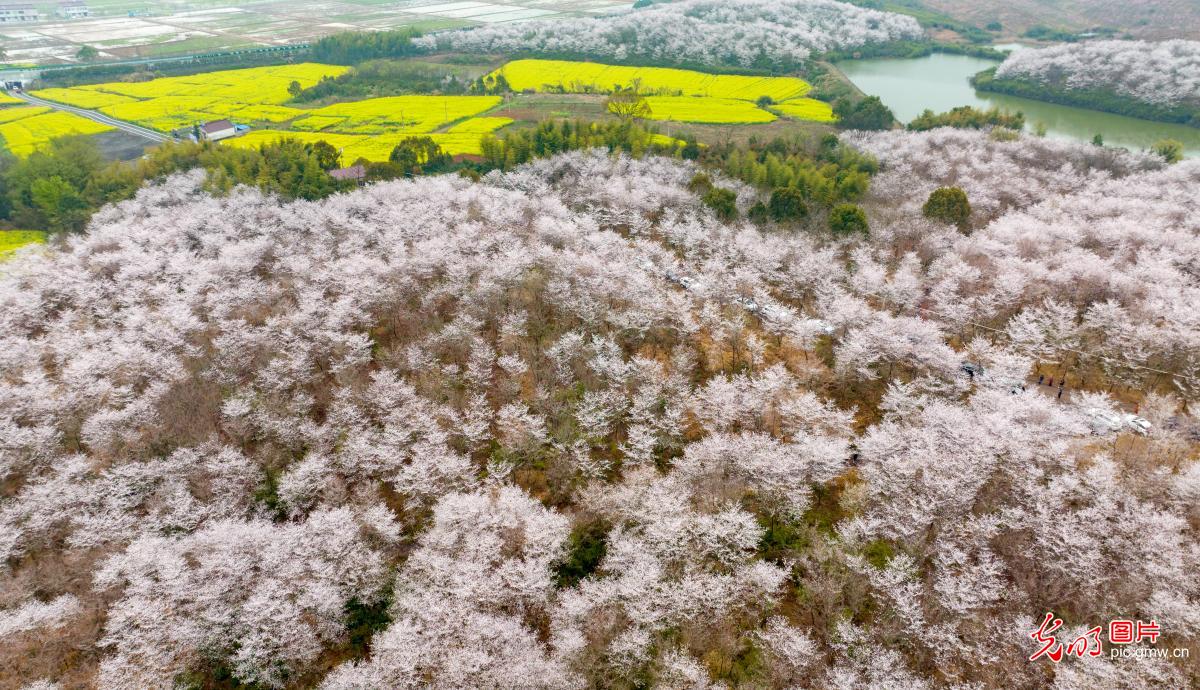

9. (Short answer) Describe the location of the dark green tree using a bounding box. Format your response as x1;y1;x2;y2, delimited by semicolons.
829;203;869;237
389;136;452;176
309;140;342;171
834;96;895;131
30;176;89;232
922;186;972;231
702;187;738;221
767;186;808;222
680;136;701;161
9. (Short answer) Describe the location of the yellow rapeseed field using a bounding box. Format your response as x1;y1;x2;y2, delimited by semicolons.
639;96;777;124
32;65;500;147
0;106;50;124
495;59;812;102
295;96;501;135
0;230;46;259
0;108;113;157
770;98;838;123
445;116;514;133
31;63;349;132
491;59;837;124
225;116;513;161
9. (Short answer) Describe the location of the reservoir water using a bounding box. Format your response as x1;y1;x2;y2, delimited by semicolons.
836;53;1200;157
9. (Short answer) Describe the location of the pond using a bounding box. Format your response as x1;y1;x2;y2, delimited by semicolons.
836;53;1200;157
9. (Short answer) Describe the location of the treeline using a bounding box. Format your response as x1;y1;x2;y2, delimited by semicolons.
821;40;1006;62
477;119;694;170
1022;25;1119;43
0;136;358;233
4;121;694;233
908;105;1024;131
291;60;474;103
972;68;1200;127
36;49;305;89
11;121;880;236
310;29;424;65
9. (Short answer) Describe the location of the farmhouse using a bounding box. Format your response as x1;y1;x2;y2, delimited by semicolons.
0;4;39;23
329;164;366;183
55;0;89;19
198;119;238;142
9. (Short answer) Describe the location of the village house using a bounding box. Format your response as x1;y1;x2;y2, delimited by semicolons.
0;4;39;23
197;119;238;142
329;164;367;185
55;0;90;19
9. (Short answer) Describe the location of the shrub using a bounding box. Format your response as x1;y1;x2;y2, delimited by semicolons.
829;203;868;236
1152;139;1184;164
922;186;972;231
768;186;809;222
702;187;738;221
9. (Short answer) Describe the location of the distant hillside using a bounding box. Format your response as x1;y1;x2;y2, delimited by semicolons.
920;0;1200;40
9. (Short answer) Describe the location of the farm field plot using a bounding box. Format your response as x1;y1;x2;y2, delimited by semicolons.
641;96;776;124
0;230;46;259
494;59;812;101
225;115;513;161
0;0;633;65
33;65;500;138
491;59;836;124
769;98;838;123
0;106;113;157
295;95;502;134
32;63;349;132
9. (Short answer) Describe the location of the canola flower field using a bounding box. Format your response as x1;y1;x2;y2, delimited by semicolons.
0;230;46;259
495;59;812;101
0;104;113;157
29;64;508;160
33;64;349;132
642;96;777;124
769;98;838;123
225;116;514;161
491;58;837;125
10;58;838;161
